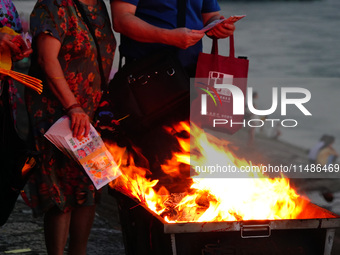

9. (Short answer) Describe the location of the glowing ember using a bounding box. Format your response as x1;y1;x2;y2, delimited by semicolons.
108;121;308;223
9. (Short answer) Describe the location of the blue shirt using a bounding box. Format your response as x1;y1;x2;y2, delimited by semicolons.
117;0;220;75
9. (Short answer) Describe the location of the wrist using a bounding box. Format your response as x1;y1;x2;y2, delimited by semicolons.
65;103;81;112
158;28;172;45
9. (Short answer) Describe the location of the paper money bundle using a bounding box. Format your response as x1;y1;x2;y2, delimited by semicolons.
44;116;121;189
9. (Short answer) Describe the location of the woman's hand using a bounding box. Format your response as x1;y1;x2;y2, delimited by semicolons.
13;46;33;61
0;32;20;56
12;36;33;61
0;32;33;61
67;106;90;139
12;48;33;62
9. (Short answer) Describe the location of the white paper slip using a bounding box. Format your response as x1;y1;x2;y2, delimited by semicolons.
200;15;246;33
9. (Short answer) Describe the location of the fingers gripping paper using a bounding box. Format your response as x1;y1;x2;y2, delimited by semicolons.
44;116;121;189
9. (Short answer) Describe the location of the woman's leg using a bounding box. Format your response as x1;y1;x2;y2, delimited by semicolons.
68;205;96;255
44;207;72;255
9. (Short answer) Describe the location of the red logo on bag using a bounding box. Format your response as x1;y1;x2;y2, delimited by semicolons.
200;83;245;116
191;76;248;135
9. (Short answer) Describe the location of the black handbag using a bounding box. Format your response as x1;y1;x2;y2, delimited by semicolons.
106;0;190;133
108;50;189;133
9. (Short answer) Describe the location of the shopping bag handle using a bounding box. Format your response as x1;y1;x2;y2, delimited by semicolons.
211;35;235;58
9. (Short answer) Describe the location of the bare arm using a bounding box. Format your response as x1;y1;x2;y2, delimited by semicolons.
329;146;339;157
111;0;204;49
36;33;90;138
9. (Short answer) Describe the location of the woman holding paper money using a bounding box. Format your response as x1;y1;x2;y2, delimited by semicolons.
25;0;116;254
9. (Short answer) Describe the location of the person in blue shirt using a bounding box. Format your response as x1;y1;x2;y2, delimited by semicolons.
110;1;235;254
110;0;235;166
111;0;235;76
110;0;235;177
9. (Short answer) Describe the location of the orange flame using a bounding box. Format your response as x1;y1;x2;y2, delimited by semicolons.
108;121;308;223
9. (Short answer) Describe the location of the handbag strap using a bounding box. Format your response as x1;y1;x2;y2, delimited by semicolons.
73;0;107;91
211;35;235;59
177;0;187;28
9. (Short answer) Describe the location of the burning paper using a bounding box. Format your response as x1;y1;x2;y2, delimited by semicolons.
45;116;121;189
108;121;311;223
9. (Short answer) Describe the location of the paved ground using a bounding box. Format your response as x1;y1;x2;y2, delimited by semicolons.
0;187;125;255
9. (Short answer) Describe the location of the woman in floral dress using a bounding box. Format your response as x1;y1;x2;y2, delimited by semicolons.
25;0;116;253
0;0;33;226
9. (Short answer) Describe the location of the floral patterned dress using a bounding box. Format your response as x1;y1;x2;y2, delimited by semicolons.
25;0;116;215
0;0;22;31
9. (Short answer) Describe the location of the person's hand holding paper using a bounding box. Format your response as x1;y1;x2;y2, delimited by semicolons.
202;15;245;39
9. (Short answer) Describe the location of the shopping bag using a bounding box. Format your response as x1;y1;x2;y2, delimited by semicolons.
192;35;249;134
